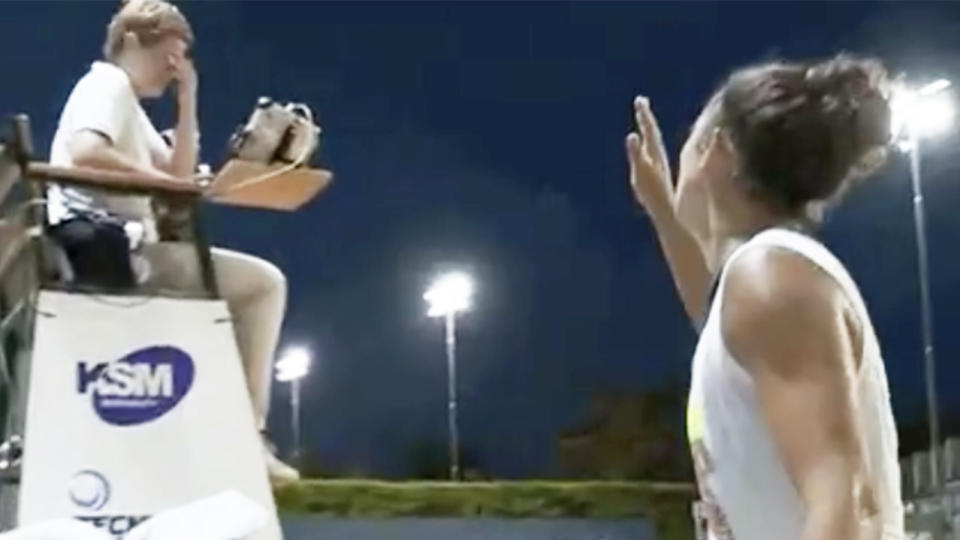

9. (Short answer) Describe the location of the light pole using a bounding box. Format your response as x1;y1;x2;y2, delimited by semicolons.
275;346;312;465
424;271;474;481
891;78;955;491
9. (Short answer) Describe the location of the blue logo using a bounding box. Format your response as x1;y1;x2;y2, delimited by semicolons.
77;346;195;426
68;470;110;511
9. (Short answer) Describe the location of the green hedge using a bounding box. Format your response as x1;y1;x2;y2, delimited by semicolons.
275;480;695;539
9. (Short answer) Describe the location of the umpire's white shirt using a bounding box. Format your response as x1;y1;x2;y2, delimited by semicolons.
48;61;171;238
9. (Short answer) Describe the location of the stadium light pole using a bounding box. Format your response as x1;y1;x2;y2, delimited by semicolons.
891;78;955;490
424;271;474;481
275;346;312;465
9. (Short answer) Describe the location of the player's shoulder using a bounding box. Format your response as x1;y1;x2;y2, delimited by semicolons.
721;243;848;368
726;243;838;313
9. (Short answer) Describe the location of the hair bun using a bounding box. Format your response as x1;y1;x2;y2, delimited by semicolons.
803;54;891;147
715;53;893;214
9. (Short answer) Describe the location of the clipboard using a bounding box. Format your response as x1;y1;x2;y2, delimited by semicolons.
204;159;333;211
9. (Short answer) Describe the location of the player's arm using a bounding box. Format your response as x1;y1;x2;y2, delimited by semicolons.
626;97;711;324
722;247;876;540
643;195;710;323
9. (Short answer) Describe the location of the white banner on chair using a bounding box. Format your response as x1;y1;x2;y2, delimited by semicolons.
17;290;281;540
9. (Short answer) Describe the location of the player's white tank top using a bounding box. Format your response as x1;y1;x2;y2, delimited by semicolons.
687;228;904;540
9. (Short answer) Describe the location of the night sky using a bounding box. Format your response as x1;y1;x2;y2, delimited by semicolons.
2;1;960;478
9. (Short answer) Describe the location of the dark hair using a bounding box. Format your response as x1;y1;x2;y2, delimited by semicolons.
709;54;892;215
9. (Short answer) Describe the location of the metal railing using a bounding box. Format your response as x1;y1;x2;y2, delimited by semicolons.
904;437;960;539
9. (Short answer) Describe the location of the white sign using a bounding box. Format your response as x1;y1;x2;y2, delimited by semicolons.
18;291;281;540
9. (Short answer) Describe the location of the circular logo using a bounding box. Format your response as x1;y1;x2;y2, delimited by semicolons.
68;470;110;511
